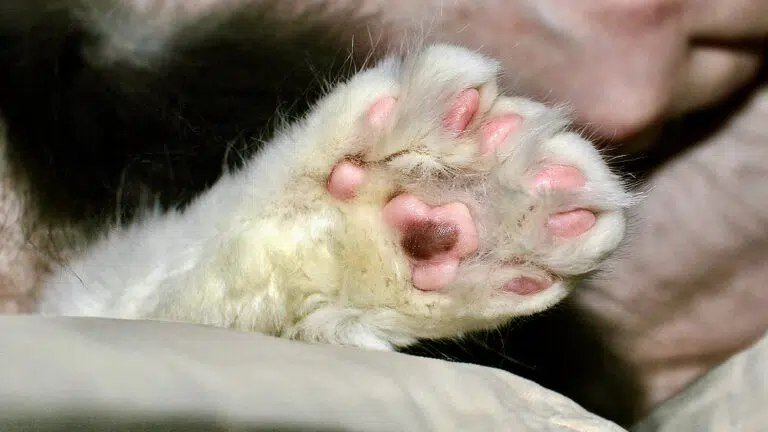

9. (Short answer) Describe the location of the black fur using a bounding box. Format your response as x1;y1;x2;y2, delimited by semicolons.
0;0;366;226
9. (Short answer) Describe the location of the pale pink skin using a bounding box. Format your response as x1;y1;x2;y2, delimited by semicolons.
326;88;595;294
579;85;768;408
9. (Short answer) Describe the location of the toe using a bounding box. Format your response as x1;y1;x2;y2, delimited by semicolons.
534;165;586;190
546;209;596;238
442;88;480;133
327;159;366;200
367;95;397;129
532;165;595;237
479;113;522;155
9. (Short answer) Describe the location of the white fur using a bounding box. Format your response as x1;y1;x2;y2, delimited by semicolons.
37;45;631;350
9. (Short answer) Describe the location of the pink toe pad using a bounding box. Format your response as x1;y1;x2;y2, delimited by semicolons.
479;114;522;155
534;165;586;190
502;277;551;295
442;89;479;133
533;165;595;237
367;96;397;129
546;209;596;238
327;160;365;200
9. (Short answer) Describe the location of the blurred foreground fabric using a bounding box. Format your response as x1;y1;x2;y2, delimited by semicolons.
1;316;765;431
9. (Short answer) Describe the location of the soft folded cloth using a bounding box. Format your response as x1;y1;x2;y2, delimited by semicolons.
633;329;768;432
0;316;623;431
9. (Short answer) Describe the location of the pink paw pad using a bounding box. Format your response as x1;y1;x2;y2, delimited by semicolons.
534;165;596;238
547;209;596;238
479;114;522;155
327;159;365;200
502;277;551;296
534;165;586;190
367;95;397;129
442;89;480;133
443;88;522;154
383;194;478;291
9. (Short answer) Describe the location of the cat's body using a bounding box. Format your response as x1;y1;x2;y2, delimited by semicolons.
35;41;631;350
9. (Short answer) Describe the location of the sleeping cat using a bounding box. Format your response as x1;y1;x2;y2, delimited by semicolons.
35;43;631;350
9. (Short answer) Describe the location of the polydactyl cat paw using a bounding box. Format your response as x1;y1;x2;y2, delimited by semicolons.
302;45;632;345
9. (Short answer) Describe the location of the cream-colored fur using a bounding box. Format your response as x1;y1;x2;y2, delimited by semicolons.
37;45;631;350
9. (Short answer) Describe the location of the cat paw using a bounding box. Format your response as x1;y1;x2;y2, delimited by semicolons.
293;45;632;348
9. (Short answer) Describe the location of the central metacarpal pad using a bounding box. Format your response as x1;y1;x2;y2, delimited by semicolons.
383;194;478;291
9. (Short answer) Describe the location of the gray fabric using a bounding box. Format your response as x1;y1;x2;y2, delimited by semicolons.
0;316;623;431
633;330;768;432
